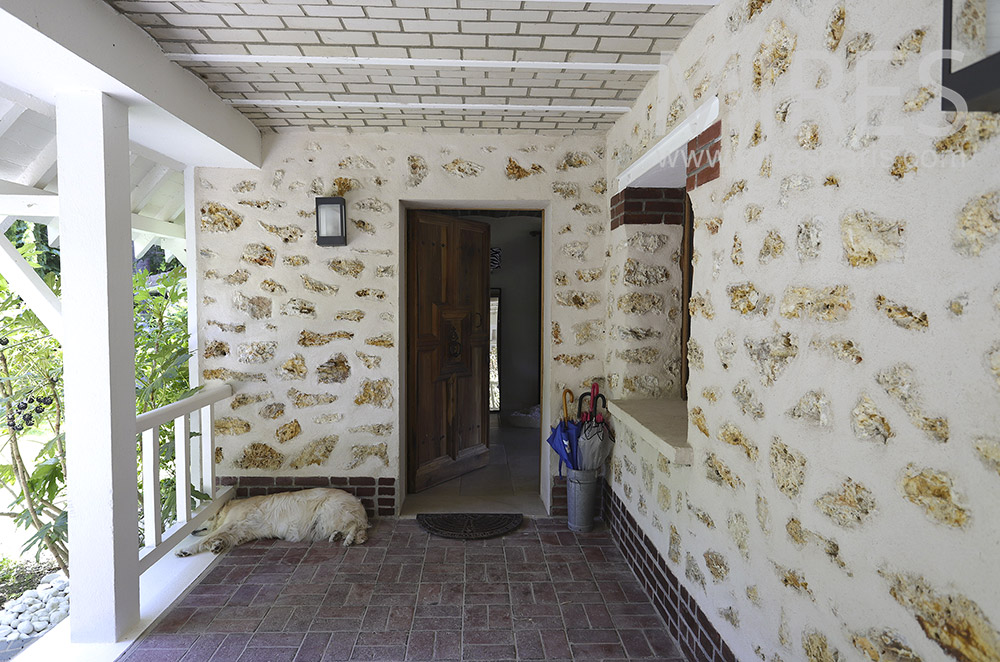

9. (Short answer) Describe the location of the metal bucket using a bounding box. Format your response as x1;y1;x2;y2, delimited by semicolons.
566;468;599;533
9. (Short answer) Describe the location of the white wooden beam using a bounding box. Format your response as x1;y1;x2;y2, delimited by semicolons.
0;235;62;338
159;238;187;267
0;100;25;140
14;137;58;188
229;99;630;113
0;1;261;168
0;193;58;216
132;213;184;240
58;90;139;643
130;165;171;213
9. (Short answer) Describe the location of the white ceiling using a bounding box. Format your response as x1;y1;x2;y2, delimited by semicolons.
104;0;714;133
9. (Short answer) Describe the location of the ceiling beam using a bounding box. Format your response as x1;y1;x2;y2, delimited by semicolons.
0;0;261;169
130;165;171;213
167;54;660;73
0;234;62;339
228;99;630;113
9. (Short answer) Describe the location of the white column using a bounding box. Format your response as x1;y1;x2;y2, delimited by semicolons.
57;91;139;643
183;166;204;489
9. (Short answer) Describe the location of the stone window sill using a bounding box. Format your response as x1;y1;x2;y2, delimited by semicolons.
607;398;694;466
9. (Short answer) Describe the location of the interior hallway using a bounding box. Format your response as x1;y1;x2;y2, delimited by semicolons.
401;425;546;518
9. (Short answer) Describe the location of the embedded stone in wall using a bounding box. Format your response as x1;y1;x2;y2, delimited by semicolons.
336;310;365;322
300;275;338;296
953;191;999;257
716;330;737;370
757;494;771;532
558;224;572;235
275;419;301;444
259;403;284;420
702;387;720;402
233;180;256;193
722;181;747;204
353;219;375;236
505;157;543;180
615;326;662;341
234;293;272;319
745;331;799;386
241;243;276;267
617;292;664;315
288;388;337;408
317;354;351;384
552;182;579;199
746;586;761;606
355;378;393;408
201;202;243;232
826;4;846;50
760;156;772;178
376;265;395;278
626;232;670;253
551;322;564;346
260;279;286;294
328;259;365;278
876;363;949;442
845;32;874;69
719;423;758;460
289;436;339;470
811;336;863;364
355;198;390;214
665;97;686;132
787;390;833;427
281;298;317;319
803;632;840;662
238;341;277;364
258;221;303;244
231;392;272;410
685;554;707;590
623;258;668;287
309;178;323;195
442;158;483;178
935;114;1000;157
851;394;894;443
797;122;821;150
278;354;307;380
576;268;604;282
875;295;928;330
554;354;595;368
732;380;765;419
901;465;969;528
841;210;907;267
554;271;569;287
573;319;604;344
731;234;744;266
573;203;600;216
688;338;705;371
786;518;847;572
407;155;428;187
364;333;394;348
557;291;601;310
689;499;716;528
668;525;681;564
703;551;730;582
349;423;394;437
780;285;852;322
657;484;671;511
556;151;593;170
796;219;822;261
816;478;877;528
975;436;1000;477
284;255;309;267
204;340;229;358
882;571;1000;662
591;178;607;195
234;442;284;470
753;19;797;89
561;241;588;261
904;86;937;112
338;155;375;169
298;330;353;346
215;417;251;435
355;289;386;301
759;230;786;263
615;347;659;364
949;294;969;316
770;439;807;498
773;563;813;599
689;292;715;319
348;442;390;469
623;375;662;398
728;282;772;316
706;453;743;489
203;368;266;382
222;269;250;285
239;198;285;211
890;154;918;180
851;629;922;662
215;447;223;464
728;513;750;560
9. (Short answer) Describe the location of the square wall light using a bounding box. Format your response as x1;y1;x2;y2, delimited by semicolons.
316;197;347;246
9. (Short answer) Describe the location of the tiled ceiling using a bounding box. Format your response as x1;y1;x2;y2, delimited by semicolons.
105;1;712;133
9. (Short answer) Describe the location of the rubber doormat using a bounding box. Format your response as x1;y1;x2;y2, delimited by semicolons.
415;513;523;540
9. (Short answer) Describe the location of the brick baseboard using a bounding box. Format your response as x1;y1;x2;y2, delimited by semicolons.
217;476;396;517
602;480;738;662
550;475;568;516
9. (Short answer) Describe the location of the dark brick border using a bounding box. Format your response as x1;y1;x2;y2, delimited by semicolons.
217;476;397;518
550;475;568;516
686;120;722;191
602;480;738;662
611;187;686;230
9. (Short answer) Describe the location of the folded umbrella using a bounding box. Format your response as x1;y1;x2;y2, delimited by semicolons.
576;384;612;471
546;389;580;475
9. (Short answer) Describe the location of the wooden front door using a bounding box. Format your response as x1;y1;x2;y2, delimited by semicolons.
406;211;490;493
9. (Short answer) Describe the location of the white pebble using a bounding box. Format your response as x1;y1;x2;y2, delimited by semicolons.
0;611;14;626
21;590;38;599
16;621;33;635
0;625;11;637
9;603;26;614
5;631;20;642
48;611;66;625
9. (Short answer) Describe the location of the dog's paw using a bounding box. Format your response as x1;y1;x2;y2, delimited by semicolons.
176;548;193;557
209;539;227;554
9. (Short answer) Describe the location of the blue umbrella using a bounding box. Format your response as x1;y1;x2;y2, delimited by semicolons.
546;389;581;475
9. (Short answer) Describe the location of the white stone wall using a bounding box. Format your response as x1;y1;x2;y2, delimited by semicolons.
606;1;1000;661
195;132;608;480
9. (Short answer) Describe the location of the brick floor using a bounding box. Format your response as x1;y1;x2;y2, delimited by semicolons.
120;518;687;661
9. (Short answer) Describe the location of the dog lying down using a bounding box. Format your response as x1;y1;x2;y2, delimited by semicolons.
176;487;369;556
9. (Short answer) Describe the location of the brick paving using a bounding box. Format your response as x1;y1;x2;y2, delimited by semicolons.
120;518;687;662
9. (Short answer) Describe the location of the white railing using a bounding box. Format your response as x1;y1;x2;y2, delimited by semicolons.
135;382;233;572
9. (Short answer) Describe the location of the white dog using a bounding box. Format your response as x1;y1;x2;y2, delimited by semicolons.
176;487;369;556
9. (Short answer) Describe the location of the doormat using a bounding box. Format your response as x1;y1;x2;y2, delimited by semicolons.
416;513;523;540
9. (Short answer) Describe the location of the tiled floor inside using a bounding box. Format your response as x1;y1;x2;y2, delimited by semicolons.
121;518;687;661
401;425;546;517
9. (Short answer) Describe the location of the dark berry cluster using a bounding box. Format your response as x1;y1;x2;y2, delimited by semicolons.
6;394;53;432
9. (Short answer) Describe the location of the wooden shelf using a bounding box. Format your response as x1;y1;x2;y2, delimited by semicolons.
607;398;694;466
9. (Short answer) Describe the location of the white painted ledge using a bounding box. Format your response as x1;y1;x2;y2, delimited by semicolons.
608;398;694;466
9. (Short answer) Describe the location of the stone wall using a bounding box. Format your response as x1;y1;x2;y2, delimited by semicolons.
196;132;609;492
604;1;1000;661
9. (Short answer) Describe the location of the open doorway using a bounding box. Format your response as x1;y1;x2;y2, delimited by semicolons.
402;209;545;516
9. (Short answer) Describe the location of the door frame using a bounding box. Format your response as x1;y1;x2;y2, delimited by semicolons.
398;200;552;509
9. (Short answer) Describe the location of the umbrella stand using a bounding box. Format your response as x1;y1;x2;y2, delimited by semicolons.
566;383;609;533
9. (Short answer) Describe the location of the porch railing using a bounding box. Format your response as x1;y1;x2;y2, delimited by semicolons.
135;382;233;572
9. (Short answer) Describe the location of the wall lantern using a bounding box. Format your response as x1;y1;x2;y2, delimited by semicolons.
315;197;347;246
942;0;1000;111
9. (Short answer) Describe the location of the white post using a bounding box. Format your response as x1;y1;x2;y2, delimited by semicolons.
57;91;139;643
183;166;205;493
175;413;192;522
141;427;162;548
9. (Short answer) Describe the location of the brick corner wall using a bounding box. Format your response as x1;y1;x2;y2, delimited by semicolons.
217;475;397;518
611;187;686;231
686;120;722;192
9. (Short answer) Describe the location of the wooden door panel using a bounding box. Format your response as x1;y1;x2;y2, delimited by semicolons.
408;211;490;492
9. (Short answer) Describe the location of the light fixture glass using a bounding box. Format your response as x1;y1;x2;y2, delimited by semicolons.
315;197;347;246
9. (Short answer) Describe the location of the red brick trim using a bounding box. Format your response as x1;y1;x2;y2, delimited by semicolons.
687;120;722;191
610;187;686;230
217;475;397;518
